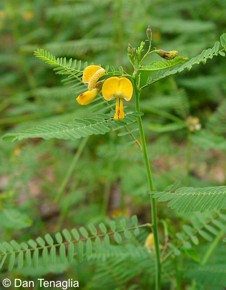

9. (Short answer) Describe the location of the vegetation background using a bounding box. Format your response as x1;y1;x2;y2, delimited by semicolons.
0;0;225;289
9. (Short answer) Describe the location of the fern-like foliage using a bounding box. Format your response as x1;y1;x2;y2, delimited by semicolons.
89;250;155;289
189;130;226;151
88;239;173;289
2;113;138;142
105;65;129;77
207;100;226;134
156;186;226;213
0;216;141;271
166;211;226;258
140;56;188;71
34;49;89;99
142;33;226;88
44;38;111;57
34;48;87;77
186;264;226;289
35;49;126;80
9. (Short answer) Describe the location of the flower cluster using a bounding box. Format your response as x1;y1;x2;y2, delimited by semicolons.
76;65;133;120
76;65;105;106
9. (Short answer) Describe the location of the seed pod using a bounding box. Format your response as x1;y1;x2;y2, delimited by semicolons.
156;49;178;60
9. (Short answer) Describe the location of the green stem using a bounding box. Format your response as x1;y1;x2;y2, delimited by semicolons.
201;230;225;265
102;178;111;216
161;220;169;260
114;0;124;65
102;157;114;216
134;75;161;289
55;138;88;202
186;135;192;185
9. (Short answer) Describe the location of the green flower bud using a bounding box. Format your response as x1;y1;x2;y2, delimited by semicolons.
127;43;135;55
127;43;136;64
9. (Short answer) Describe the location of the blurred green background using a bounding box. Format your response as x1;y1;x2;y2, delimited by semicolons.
0;0;226;289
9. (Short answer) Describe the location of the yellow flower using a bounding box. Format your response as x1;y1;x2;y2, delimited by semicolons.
22;11;33;21
102;77;133;120
76;65;105;105
76;89;98;106
0;10;7;19
145;233;155;252
110;208;130;218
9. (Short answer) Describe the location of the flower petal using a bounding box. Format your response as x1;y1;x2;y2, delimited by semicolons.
76;89;98;105
102;77;120;101
88;68;105;90
82;65;103;83
102;77;133;101
114;98;125;120
118;77;133;101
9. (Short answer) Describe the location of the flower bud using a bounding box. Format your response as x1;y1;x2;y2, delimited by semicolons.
145;233;155;252
88;68;105;90
127;43;136;64
146;26;152;40
186;116;201;132
127;43;135;55
156;49;178;60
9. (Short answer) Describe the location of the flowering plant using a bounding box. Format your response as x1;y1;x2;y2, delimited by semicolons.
2;28;226;290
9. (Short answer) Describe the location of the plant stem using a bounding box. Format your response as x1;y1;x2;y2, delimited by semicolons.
201;230;225;265
102;160;113;216
55;138;88;202
186;135;192;185
134;75;161;289
114;0;124;65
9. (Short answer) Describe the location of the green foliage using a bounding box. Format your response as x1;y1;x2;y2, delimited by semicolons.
156;186;226;213
144;35;226;87
186;264;226;290
207;100;226;134
88;250;155;290
0;216;140;271
0;209;32;230
1;0;226;289
189;131;226;151
140;56;188;71
167;211;226;257
34;49;86;77
3;113;138;141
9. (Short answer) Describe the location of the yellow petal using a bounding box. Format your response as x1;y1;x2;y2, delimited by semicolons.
82;65;103;83
114;98;125;120
118;77;133;101
102;77;133;101
145;233;155;249
88;68;105;90
76;89;98;105
102;77;120;101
